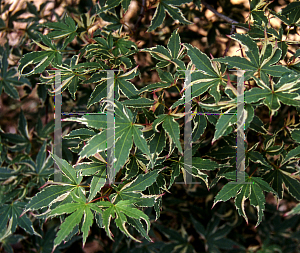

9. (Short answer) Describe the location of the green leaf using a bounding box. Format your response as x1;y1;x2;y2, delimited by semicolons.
75;162;106;176
88;166;106;202
121;0;131;11
161;2;191;25
184;44;218;77
49;202;81;217
168;29;181;59
64;114;108;130
18;34;61;76
42;15;77;40
285;203;300;216
87;81;107;108
214;56;257;71
18;110;29;139
230;33;259;67
81;208;94;246
121;97;155;107
120;169;160;193
147;0;191;31
97;200;151;242
0;52;30;99
115;200;150;241
213;183;243;205
192;157;224;171
97;0;122;13
24;185;75;213
0;202;38;236
78;131;110;159
169;162;180;189
148;4;166;32
162;115;183;154
64;128;96;140
244;87;270;103
115;67;139;99
249;183;265;226
157;69;174;83
192;114;207;142
132;125;152;164
127;217;152;242
149;129;166;162
247;151;273;169
54;209;84;248
51;153;82;184
290;129;300;143
281;146;300;166
138;82;172;93
212;112;236;143
114;128;133;175
214;176;275;226
263;169;300;200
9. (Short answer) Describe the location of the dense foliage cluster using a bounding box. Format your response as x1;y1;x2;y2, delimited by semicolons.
1;0;300;252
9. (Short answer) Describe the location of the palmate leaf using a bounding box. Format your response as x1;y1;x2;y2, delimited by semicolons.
41;15;77;40
190;215;245;252
139;69;176;95
213;175;277;227
68;108;152;176
0;51;30;99
84;33;137;68
147;0;192;32
64;128;96;140
96;200;151;242
121;97;155;107
263;168;300;201
41;55;83;99
184;43;219;77
214;34;293;83
50;192;102;249
169;157;224;187
18;33;62;76
74;162;106;176
171;44;226;108
270;1;300;27
244;76;300;116
0;111;32;153
86;67;139;108
246;151;273;170
142;29;186;70
0;202;39;236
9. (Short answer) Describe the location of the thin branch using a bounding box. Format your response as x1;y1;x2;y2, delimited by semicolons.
202;1;238;25
134;0;146;32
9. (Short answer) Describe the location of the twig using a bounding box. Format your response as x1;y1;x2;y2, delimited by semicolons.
134;0;146;32
202;1;238;25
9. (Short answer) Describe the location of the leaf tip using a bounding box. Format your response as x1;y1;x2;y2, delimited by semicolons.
19;210;27;218
211;202;216;209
